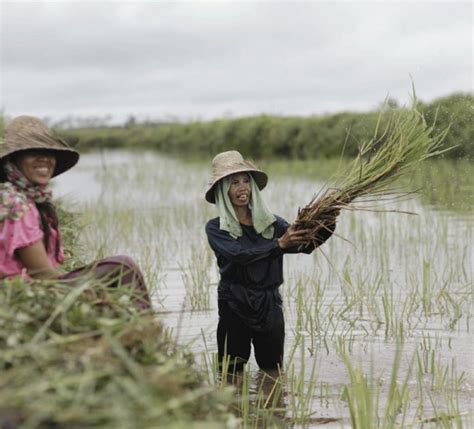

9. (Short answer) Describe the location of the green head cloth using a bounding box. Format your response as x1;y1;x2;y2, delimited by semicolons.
215;174;275;239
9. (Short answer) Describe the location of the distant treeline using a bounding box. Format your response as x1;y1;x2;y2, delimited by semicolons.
2;93;473;159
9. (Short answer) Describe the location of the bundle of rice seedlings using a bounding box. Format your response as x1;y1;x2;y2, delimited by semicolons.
0;275;146;350
0;277;234;428
295;93;450;242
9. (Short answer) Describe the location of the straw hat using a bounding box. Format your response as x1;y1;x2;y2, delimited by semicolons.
1;115;79;177
205;150;268;203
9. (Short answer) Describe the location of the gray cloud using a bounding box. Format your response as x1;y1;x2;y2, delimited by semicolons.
1;1;472;122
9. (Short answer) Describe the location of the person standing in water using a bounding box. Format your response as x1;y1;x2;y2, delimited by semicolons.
205;150;336;372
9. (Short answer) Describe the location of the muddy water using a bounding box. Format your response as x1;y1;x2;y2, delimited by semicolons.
55;150;473;427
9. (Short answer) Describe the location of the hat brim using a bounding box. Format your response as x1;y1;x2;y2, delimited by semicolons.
1;145;80;177
205;168;268;204
49;149;80;176
2;118;80;177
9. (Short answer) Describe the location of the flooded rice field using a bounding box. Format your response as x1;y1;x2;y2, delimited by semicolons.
55;150;473;428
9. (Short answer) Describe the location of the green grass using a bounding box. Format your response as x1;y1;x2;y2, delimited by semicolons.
0;276;235;428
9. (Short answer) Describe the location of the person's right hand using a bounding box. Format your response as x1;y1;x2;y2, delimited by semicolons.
277;225;312;249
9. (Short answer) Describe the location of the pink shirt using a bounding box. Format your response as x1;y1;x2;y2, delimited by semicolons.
0;202;64;278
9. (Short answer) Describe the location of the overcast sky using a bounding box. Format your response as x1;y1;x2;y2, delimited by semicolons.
1;1;472;124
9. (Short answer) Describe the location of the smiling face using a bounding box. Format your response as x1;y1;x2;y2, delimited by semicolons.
13;150;57;186
228;172;252;208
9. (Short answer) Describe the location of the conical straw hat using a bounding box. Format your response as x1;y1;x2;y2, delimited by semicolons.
205;150;268;204
1;115;79;177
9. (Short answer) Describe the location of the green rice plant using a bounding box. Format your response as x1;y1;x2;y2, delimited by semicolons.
180;243;213;311
338;339;413;428
412;340;471;427
379;284;419;341
209;360;287;428
245;371;287;428
423;386;466;428
417;351;466;393
422;260;432;315
435;285;468;330
419;331;444;352
284;335;326;427
289;272;351;348
295;90;451;242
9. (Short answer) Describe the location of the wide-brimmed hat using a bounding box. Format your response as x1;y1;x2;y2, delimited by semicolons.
1;115;79;177
205;150;268;204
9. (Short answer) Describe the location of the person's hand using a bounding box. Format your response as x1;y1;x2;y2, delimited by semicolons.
277;225;312;249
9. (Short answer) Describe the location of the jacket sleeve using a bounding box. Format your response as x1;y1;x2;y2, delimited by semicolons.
205;220;284;266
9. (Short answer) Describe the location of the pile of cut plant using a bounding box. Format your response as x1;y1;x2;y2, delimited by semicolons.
295;93;450;242
0;275;233;429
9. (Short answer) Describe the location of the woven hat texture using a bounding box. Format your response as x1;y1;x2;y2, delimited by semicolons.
205;150;267;203
1;116;79;177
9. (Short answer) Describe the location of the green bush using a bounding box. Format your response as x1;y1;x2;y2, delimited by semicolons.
6;92;471;160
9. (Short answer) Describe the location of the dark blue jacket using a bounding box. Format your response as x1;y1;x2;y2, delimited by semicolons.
205;215;334;331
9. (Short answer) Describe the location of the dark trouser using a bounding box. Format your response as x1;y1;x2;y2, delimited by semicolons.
61;255;152;310
217;300;285;372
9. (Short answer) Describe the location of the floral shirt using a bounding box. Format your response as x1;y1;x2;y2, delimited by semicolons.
0;192;64;278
